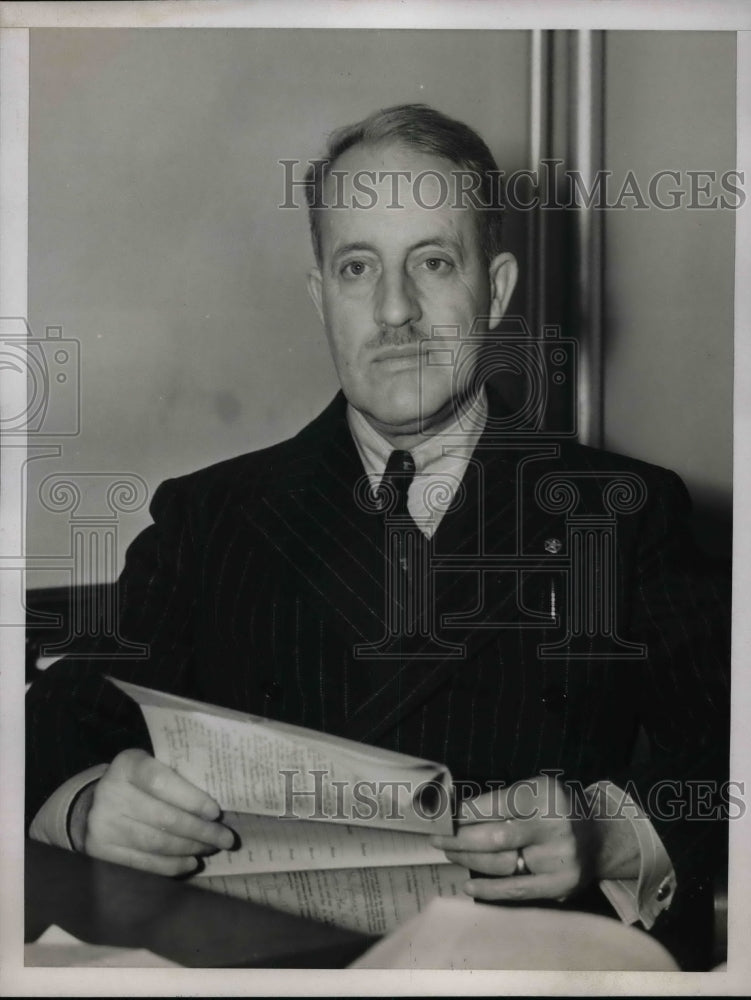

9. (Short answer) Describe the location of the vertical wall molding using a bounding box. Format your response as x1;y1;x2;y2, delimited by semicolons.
527;30;605;446
527;29;553;341
567;30;605;448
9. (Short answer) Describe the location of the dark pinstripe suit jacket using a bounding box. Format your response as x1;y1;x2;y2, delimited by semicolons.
26;388;730;929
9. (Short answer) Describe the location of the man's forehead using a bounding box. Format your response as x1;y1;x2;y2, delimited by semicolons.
318;140;480;257
323;140;457;197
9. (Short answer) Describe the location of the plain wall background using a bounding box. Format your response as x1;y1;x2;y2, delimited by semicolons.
26;28;530;586
26;28;735;585
603;31;735;554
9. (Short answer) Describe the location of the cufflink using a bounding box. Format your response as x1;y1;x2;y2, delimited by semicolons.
656;881;672;902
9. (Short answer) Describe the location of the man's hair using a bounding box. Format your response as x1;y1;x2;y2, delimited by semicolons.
305;103;504;265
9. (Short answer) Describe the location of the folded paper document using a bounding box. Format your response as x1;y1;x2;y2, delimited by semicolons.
111;678;468;935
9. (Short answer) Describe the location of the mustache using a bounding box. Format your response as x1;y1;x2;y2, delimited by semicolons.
367;324;427;350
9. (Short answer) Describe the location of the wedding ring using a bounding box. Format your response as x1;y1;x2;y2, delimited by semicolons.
514;848;532;876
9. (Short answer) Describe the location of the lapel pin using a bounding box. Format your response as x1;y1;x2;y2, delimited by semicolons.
544;538;562;554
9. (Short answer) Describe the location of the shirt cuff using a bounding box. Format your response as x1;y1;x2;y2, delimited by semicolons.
28;765;108;851
585;780;677;930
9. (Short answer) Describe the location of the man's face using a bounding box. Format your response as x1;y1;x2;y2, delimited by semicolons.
307;141;517;441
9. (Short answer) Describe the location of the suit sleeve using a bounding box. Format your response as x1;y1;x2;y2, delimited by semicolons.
25;476;199;830
608;468;730;905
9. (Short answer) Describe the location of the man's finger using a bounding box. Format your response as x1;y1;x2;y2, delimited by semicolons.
123;752;221;820
97;843;202;878
439;848;519;876
127;786;235;850
455;775;570;826
432;818;531;853
463;870;574;902
123;816;229;857
455;789;515;824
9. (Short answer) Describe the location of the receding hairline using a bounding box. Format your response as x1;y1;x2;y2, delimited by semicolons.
322;136;467;173
309;139;502;267
305;104;505;265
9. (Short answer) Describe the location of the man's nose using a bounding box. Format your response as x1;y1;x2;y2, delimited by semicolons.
374;270;422;330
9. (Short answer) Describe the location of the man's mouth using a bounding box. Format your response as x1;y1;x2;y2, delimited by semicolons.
373;347;423;364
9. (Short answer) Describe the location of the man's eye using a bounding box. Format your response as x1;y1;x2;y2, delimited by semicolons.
422;257;452;273
342;260;368;278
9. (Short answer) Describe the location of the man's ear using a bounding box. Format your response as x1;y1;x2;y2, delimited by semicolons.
307;267;325;326
487;252;518;330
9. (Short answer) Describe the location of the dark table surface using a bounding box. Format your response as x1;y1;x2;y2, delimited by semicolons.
25;840;374;968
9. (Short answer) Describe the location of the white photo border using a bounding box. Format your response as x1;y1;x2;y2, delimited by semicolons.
1;1;749;996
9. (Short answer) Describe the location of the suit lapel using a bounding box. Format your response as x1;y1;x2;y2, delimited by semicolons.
240;394;391;648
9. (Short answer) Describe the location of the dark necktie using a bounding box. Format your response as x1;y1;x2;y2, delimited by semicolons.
376;449;417;525
376;450;426;632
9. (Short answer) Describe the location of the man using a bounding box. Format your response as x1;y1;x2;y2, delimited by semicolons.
26;105;729;965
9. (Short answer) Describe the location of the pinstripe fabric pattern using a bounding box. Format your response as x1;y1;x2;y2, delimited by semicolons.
26;389;730;914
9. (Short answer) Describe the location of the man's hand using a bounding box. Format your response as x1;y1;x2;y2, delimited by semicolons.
431;774;598;903
78;748;235;876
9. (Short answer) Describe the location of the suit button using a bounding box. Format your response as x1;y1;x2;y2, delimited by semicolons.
541;685;567;713
263;680;283;704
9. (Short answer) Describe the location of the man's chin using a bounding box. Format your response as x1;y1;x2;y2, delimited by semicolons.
358;389;456;439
